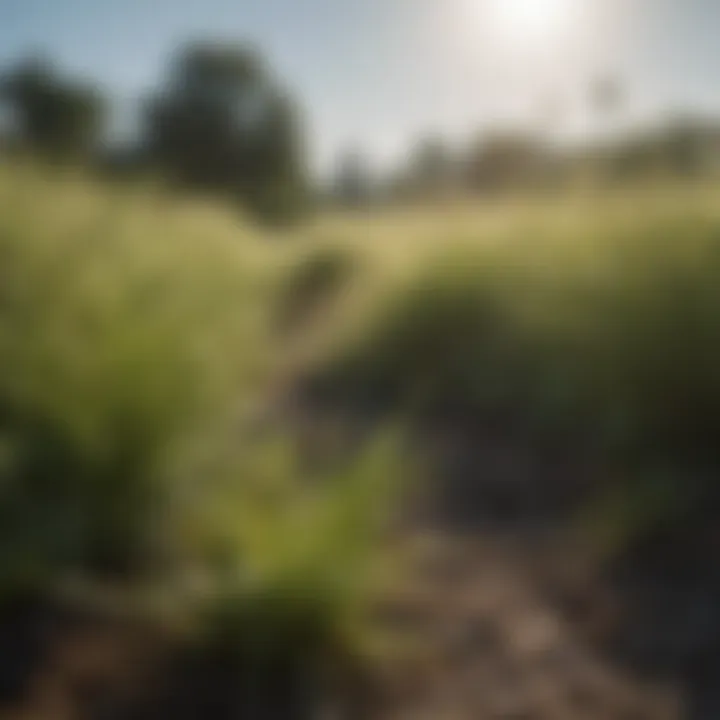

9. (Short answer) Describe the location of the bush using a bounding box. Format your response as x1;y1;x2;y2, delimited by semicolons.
319;216;720;549
177;434;403;714
322;249;568;423
0;171;266;593
244;181;312;228
0;169;405;701
575;221;720;461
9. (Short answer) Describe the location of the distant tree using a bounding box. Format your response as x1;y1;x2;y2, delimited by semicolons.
144;42;308;223
406;136;457;198
608;133;661;180
465;131;544;192
662;117;707;178
0;56;105;160
332;149;373;207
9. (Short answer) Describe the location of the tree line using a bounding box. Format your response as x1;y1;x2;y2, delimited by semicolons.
0;42;308;224
333;77;720;207
3;45;720;219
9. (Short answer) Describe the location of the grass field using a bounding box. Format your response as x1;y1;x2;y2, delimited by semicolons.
2;164;720;715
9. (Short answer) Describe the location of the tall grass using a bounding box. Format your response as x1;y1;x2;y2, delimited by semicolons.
3;164;720;689
0;171;262;585
0;167;410;714
318;202;720;548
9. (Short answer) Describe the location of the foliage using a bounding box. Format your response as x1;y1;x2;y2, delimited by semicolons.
0;167;404;690
5;162;720;669
332;149;374;207
0;168;269;592
193;434;403;667
316;200;720;548
144;42;308;224
465;131;547;191
0;56;105;160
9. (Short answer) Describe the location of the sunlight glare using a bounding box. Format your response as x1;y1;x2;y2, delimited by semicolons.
489;0;577;41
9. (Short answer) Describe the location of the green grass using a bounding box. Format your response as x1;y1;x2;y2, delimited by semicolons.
313;189;720;551
0;165;272;585
0;164;406;697
2;163;720;677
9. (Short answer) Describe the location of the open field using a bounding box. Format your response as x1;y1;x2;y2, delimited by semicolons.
2;166;720;718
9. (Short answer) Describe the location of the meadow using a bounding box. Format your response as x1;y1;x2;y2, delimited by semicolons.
2;164;720;717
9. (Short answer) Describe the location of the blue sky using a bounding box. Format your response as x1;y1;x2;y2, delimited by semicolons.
2;0;720;175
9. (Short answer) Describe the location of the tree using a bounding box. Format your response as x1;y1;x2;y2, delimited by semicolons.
144;42;308;223
465;131;544;192
661;116;708;178
332;148;373;207
0;56;105;160
406;136;457;198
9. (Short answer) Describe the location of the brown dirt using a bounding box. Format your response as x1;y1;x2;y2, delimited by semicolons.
0;534;695;720
369;533;682;720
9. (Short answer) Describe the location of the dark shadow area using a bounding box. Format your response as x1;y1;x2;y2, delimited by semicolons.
288;376;720;719
0;595;374;720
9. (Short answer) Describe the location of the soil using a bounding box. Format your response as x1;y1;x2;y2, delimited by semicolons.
2;399;718;719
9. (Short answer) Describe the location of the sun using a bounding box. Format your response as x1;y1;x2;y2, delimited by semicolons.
492;0;576;40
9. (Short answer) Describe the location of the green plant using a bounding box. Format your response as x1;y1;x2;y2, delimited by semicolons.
191;433;403;656
0;170;268;593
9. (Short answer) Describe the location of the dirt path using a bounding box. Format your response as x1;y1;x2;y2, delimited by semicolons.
372;535;680;720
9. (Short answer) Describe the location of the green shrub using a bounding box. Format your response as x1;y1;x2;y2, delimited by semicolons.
574;221;720;461
0;171;405;701
0;174;266;593
320;216;720;550
322;250;567;423
183;433;404;698
244;180;312;228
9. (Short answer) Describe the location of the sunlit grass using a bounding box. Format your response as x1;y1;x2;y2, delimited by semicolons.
0;165;409;698
2;163;720;684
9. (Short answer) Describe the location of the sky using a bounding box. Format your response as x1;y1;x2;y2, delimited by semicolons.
2;0;720;176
